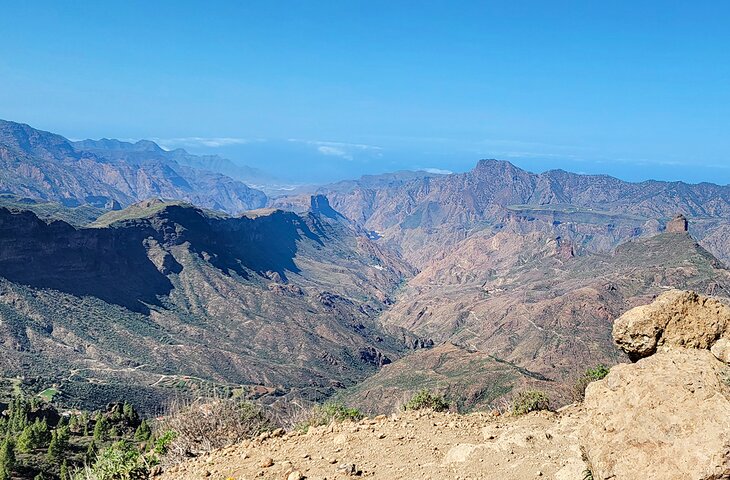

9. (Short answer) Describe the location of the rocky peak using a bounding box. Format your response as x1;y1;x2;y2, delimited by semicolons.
309;194;344;220
666;213;689;232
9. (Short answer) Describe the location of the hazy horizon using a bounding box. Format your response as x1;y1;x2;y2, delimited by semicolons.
2;1;729;185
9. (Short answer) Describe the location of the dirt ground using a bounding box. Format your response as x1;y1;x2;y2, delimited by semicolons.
159;407;589;480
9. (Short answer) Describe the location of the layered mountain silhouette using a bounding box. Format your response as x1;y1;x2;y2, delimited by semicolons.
3;120;730;414
301;159;730;267
0;120;267;213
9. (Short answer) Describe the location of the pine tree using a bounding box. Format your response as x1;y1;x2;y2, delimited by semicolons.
134;419;152;442
93;414;108;442
85;439;98;463
122;402;139;426
8;396;29;433
0;438;15;480
17;418;50;453
46;426;70;464
60;459;69;480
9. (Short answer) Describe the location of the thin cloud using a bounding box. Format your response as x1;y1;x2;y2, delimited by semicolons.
153;137;255;149
288;138;383;152
318;145;353;161
422;167;453;174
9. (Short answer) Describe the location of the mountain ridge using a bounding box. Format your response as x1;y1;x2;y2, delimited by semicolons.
0;119;267;214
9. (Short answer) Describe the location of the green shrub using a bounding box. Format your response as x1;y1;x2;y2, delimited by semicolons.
511;390;550;416
573;364;610;401
295;402;363;432
78;440;148;480
152;430;176;457
404;389;450;412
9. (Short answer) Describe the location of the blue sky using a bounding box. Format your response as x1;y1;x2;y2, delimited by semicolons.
1;1;729;184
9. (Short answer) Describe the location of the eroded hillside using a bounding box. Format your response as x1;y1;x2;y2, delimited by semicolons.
0;197;418;412
161;290;730;480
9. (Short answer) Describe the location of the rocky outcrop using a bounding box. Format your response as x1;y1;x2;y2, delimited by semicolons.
613;289;730;361
583;290;730;480
667;213;689;232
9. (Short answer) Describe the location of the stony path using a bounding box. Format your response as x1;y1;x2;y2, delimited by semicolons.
160;408;588;480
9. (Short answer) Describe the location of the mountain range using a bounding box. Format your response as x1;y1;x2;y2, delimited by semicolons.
2;120;730;415
0;120;267;214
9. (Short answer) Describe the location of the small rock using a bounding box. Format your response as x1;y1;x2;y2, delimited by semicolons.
271;427;285;437
711;337;730;363
287;471;305;480
337;463;359;475
260;458;274;468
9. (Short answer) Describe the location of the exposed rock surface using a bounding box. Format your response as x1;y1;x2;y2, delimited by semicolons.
667;213;689;232
613;289;730;360
583;290;730;479
582;349;730;480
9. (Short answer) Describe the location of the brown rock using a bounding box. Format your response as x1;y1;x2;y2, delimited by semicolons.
666;214;688;233
581;349;730;480
260;458;274;468
612;290;730;360
711;337;730;363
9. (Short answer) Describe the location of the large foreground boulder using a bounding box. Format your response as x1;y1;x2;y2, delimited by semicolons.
583;290;730;479
612;289;730;361
582;349;730;479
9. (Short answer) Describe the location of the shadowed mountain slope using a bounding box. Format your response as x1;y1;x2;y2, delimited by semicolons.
0;198;417;412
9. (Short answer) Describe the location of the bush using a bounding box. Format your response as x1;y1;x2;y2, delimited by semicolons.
75;441;148;480
156;398;274;463
573;364;610;401
294;402;363;432
511;390;550;416
404;389;450;412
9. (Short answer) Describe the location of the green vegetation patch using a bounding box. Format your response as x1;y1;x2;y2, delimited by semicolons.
295;402;364;433
511;390;551;416
38;388;59;403
403;389;450;412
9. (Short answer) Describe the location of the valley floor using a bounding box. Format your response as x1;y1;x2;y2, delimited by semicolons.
160;408;588;480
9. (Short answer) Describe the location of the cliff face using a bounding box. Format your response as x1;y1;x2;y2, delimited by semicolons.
0;200;417;412
0;120;267;214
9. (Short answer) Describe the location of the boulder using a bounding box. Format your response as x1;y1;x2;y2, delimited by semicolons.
582;349;730;479
612;290;730;361
583;291;730;479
